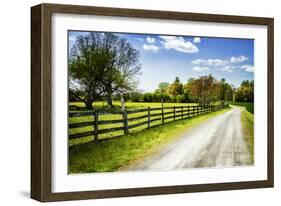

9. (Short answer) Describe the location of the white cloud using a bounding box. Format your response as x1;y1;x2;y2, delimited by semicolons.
159;36;199;53
193;37;201;43
146;37;155;44
191;56;252;73
191;59;205;65
207;59;228;67
230;55;248;63
192;66;209;72
241;64;254;72
143;44;159;52
190;55;253;74
191;58;228;67
219;65;234;73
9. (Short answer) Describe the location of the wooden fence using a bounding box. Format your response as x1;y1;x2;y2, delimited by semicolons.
69;104;228;142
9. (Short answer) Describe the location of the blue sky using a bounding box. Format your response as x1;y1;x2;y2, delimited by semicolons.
69;31;254;92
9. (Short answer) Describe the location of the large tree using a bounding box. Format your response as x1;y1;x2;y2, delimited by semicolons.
168;77;183;97
69;32;141;109
183;78;196;102
69;33;106;109
190;75;216;105
158;82;169;94
156;82;170;103
100;34;141;106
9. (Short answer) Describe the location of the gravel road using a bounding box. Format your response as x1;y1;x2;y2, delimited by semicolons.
128;108;252;171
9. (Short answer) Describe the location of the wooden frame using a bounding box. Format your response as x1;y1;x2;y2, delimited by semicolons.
31;3;274;202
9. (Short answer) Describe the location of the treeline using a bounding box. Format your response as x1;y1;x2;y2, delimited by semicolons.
124;75;253;105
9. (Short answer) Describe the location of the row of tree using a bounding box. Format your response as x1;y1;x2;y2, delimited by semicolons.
124;75;234;105
124;76;253;105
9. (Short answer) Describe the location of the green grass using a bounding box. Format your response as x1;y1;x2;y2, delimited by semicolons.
227;101;254;114
69;108;230;173
240;108;254;163
69;101;198;110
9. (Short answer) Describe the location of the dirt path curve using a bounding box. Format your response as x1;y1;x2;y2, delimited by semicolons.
128;107;252;171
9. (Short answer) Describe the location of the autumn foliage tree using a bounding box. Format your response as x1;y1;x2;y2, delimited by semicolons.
168;77;183;97
189;75;217;105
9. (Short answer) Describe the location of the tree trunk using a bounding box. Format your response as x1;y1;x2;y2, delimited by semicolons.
85;100;93;110
106;85;113;107
107;93;113;106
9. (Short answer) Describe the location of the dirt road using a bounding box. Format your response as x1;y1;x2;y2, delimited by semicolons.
129;108;252;171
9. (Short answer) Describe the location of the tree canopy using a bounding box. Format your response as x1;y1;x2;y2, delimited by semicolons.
235;80;254;102
168;77;183;97
69;32;141;109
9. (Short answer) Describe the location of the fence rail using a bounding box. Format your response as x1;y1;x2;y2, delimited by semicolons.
69;104;228;142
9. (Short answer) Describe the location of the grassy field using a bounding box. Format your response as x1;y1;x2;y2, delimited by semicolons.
227;101;254;114
69;101;198;110
69;101;198;146
69;107;230;173
240;108;254;163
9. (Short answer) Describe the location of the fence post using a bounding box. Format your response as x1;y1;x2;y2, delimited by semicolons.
121;96;125;111
94;111;99;142
122;110;129;135
187;105;190;118
173;106;176;121
147;106;151;128
192;105;196;117
192;106;194;116
181;106;183;119
161;104;164;124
